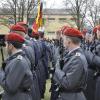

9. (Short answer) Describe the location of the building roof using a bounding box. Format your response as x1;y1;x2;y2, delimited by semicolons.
0;8;72;16
43;9;72;15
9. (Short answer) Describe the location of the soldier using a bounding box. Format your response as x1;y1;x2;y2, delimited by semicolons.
17;22;28;33
25;28;47;99
53;27;88;100
30;30;46;99
10;25;41;100
0;33;33;100
50;29;63;100
38;28;51;79
83;32;96;100
84;25;100;100
38;28;52;98
16;22;30;40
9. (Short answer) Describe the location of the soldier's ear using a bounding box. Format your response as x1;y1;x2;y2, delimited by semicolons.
67;38;72;44
9;43;14;50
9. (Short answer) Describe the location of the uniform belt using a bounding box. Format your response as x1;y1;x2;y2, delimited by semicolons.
59;88;82;93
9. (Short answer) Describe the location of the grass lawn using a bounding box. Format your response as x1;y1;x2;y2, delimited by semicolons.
44;80;51;100
0;25;9;35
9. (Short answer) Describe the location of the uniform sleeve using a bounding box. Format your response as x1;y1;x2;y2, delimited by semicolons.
0;70;5;84
96;45;100;56
1;60;26;94
93;55;100;69
84;50;100;69
23;46;35;69
54;57;84;90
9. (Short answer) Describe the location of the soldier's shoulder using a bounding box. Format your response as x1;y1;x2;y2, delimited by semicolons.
75;52;81;57
16;55;23;60
16;55;27;66
74;52;87;63
74;52;84;60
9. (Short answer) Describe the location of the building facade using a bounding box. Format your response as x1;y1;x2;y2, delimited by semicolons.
29;9;76;39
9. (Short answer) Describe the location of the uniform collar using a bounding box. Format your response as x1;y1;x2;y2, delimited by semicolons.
12;49;23;56
6;49;24;62
68;47;80;55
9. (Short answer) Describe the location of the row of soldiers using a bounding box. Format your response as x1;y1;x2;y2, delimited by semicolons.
0;21;100;100
49;25;100;100
0;22;53;100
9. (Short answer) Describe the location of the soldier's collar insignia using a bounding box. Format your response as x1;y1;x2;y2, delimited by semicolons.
23;44;26;47
17;55;23;60
75;52;81;57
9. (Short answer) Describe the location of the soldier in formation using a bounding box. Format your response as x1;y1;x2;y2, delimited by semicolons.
0;21;100;100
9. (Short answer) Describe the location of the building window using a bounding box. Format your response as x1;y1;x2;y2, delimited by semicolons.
47;31;55;34
59;18;67;23
48;18;55;22
59;18;66;20
48;18;55;20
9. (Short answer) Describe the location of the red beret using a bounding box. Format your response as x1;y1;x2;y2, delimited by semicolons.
6;33;25;43
93;25;100;33
63;28;83;38
82;29;87;35
61;26;70;34
17;22;27;26
32;31;39;37
10;25;26;34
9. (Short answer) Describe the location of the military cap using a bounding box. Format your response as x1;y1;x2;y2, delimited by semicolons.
17;21;27;26
6;33;25;43
38;27;45;36
32;31;39;37
93;25;100;34
61;25;70;34
63;27;83;38
10;25;26;34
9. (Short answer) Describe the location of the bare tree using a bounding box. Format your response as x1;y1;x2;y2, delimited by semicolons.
88;0;100;27
65;0;89;30
25;0;38;22
1;0;17;24
1;0;37;24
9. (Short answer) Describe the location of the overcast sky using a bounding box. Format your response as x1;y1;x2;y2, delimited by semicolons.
43;0;66;9
0;0;99;8
43;0;99;9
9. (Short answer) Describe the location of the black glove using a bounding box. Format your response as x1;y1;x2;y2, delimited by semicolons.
93;55;100;69
84;50;94;66
60;59;64;70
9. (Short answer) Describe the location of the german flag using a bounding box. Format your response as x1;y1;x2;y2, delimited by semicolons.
33;0;43;33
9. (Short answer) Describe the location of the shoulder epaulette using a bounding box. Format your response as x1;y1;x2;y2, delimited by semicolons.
17;55;23;60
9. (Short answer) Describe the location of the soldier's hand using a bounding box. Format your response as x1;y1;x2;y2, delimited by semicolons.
60;59;64;70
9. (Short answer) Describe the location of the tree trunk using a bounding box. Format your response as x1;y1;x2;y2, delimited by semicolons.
13;0;17;24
